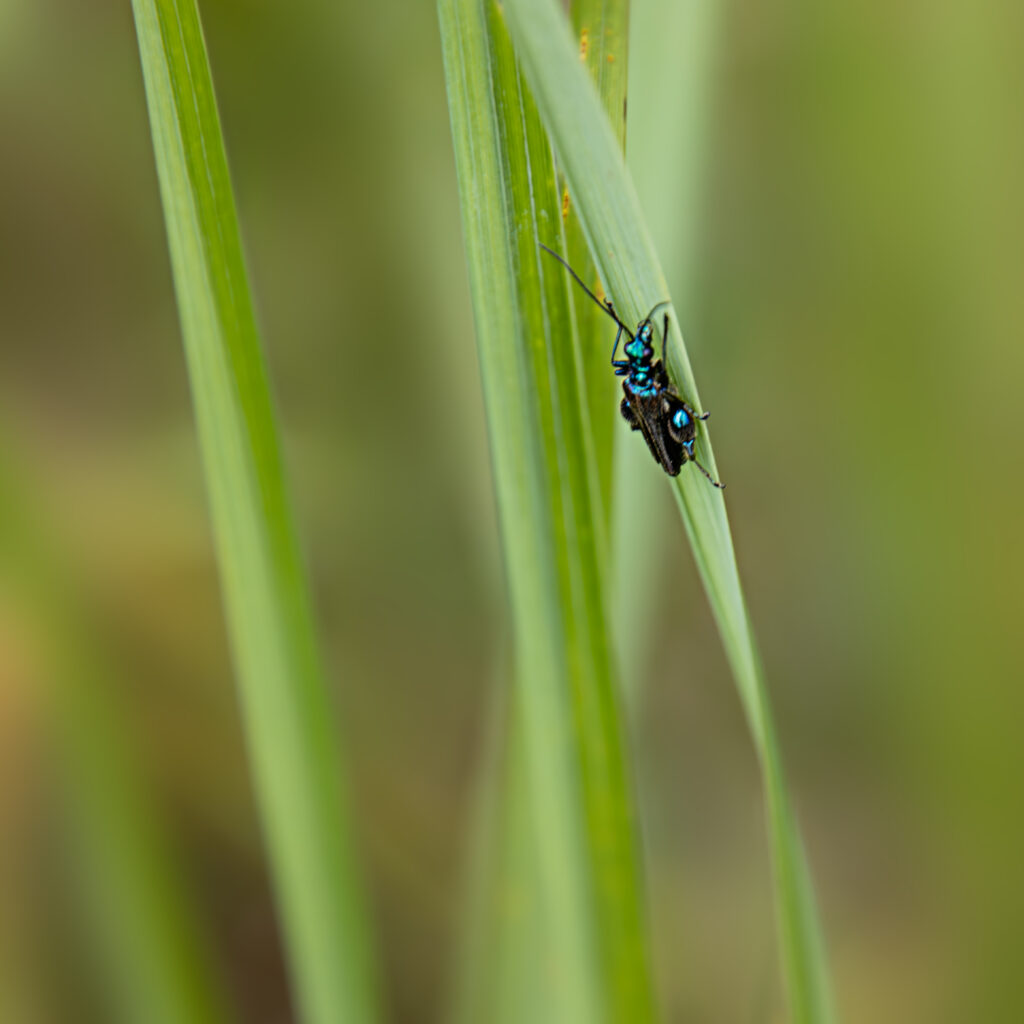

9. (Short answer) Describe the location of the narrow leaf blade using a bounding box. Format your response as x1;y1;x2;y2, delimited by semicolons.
502;2;837;1020
130;3;379;1021
439;0;656;1019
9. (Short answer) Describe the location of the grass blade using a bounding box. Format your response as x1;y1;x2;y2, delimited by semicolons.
613;0;725;688
438;0;655;1020
563;0;632;524
502;1;837;1020
129;4;378;1021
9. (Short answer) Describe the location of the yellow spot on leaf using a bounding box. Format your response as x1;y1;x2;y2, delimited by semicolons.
561;188;570;221
579;27;588;61
606;53;615;63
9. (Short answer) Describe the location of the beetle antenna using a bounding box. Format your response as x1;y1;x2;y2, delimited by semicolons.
539;243;634;340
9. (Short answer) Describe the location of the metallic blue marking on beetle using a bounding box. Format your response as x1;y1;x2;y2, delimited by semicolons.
672;408;692;432
624;337;649;361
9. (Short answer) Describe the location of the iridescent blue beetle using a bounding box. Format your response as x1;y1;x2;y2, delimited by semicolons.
540;244;724;487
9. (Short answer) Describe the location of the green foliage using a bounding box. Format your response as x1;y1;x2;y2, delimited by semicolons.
500;1;836;1020
130;0;834;1018
563;0;632;526
438;0;655;1020
129;2;378;1022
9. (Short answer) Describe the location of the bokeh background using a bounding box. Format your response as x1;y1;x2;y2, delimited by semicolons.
1;0;1022;1021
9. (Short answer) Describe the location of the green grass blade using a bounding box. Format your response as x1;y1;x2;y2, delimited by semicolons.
0;442;233;1024
438;1;655;1020
502;2;837;1021
129;4;378;1022
612;0;725;694
450;698;553;1024
563;0;631;525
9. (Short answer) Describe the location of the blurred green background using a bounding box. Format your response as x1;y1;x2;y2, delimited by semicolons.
1;0;1022;1021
